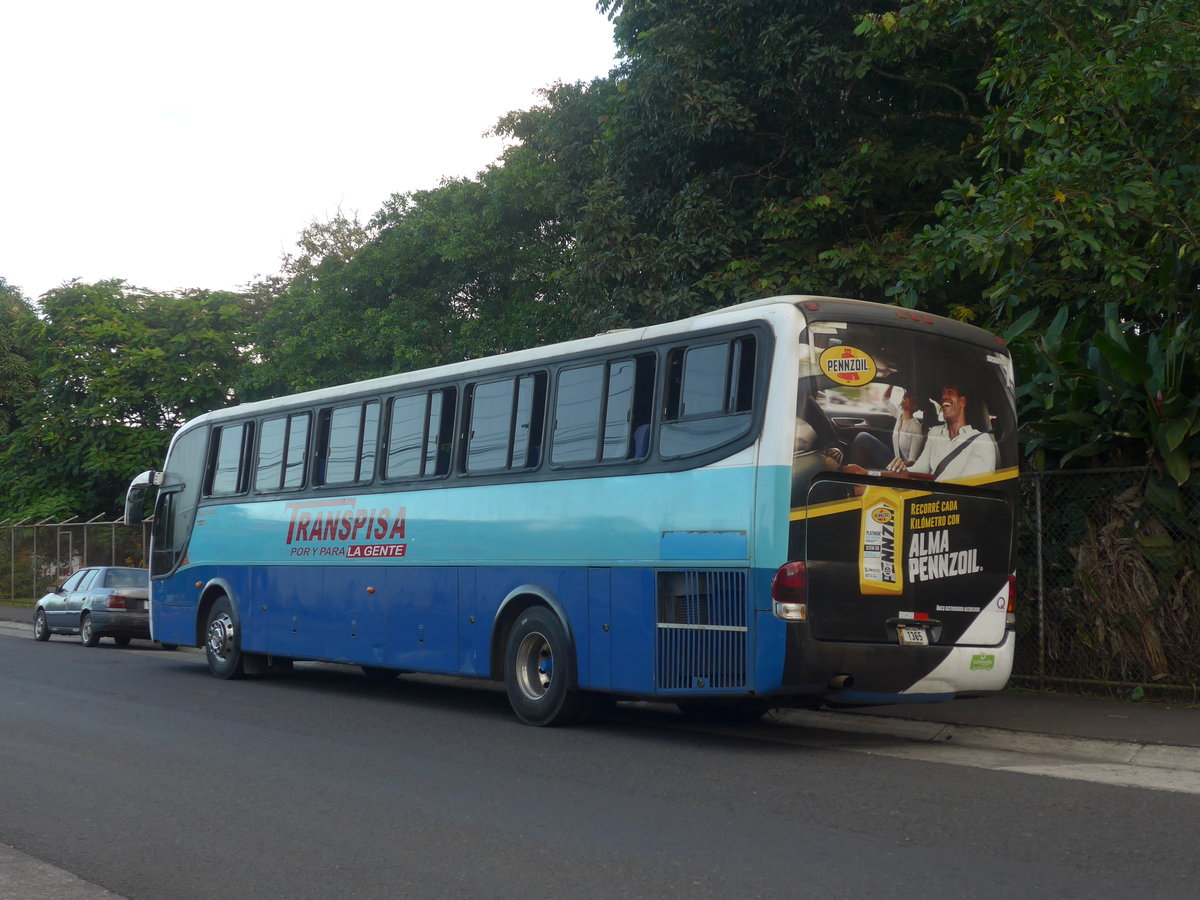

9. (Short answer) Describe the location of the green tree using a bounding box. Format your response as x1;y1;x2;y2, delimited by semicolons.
0;278;36;441
242;145;576;399
0;280;253;517
862;0;1200;477
540;0;991;326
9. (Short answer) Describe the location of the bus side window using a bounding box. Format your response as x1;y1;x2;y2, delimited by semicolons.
465;374;546;473
551;354;655;465
205;422;254;496
255;412;310;492
659;335;756;458
385;388;457;480
315;401;379;486
551;363;605;464
150;491;177;576
429;389;457;475
283;414;311;488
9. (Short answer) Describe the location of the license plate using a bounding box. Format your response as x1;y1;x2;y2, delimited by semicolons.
897;624;928;646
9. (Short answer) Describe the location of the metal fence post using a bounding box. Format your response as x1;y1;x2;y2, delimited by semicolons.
1034;472;1045;681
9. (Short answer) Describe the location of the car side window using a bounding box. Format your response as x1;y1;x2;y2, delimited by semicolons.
76;570;99;591
59;571;86;592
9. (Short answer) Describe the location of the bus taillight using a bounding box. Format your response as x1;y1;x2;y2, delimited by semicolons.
1006;575;1016;625
772;562;808;621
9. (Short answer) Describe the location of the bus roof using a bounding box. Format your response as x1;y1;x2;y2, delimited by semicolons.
184;295;1005;429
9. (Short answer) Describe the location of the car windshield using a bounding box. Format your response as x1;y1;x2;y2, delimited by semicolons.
103;568;149;588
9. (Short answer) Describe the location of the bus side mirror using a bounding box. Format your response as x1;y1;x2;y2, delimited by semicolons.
125;470;164;525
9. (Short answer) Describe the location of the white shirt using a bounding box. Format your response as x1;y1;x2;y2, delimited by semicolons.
908;424;997;479
892;416;925;464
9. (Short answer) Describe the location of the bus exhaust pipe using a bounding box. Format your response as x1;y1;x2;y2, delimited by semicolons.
828;674;855;690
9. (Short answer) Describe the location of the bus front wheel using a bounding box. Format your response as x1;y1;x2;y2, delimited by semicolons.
504;607;588;727
205;596;244;679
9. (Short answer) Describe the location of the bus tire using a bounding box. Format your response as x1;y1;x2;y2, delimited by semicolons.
504;606;586;727
204;596;244;679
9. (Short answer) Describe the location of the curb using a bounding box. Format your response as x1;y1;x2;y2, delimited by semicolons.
776;709;1200;774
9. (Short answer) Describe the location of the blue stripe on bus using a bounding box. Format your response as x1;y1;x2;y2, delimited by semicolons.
186;466;782;568
153;562;786;697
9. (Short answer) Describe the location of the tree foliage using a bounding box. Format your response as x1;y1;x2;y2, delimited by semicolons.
0;281;252;517
525;0;995;326
0;278;36;441
860;0;1200;479
241;143;577;400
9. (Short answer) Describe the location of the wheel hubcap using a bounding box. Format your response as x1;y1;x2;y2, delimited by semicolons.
515;631;553;701
207;612;236;661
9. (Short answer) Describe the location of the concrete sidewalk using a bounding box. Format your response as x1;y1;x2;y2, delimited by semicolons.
832;686;1198;749
4;603;1195;750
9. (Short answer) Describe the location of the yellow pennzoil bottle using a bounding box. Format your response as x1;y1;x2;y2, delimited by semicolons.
859;486;905;595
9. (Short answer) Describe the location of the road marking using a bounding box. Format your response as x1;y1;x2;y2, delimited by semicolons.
760;710;1200;795
847;739;1200;795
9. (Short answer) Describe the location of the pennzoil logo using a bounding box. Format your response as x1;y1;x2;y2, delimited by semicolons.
871;506;894;525
819;345;877;386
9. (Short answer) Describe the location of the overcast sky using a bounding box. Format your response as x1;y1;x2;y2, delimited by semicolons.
0;1;618;301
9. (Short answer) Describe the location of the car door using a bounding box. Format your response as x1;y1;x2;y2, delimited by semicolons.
67;569;100;628
45;570;86;630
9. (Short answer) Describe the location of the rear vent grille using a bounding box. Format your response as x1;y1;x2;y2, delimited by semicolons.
656;570;748;692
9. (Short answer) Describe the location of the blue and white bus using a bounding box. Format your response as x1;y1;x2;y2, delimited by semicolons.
126;296;1018;725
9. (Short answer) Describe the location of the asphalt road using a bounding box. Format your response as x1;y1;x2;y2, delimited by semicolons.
2;627;1196;899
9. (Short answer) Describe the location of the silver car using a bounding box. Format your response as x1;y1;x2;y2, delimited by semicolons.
32;567;154;647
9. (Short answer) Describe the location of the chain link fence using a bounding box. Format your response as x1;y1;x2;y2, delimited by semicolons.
3;470;1198;695
0;516;150;603
1015;467;1200;697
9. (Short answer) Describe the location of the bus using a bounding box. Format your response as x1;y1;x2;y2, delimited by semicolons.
125;295;1018;726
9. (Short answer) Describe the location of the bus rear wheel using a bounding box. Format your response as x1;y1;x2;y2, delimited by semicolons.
504;607;589;727
205;596;244;679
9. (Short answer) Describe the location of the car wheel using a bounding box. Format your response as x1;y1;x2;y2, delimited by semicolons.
33;610;51;642
504;606;589;726
113;636;132;647
204;596;244;679
79;614;100;647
